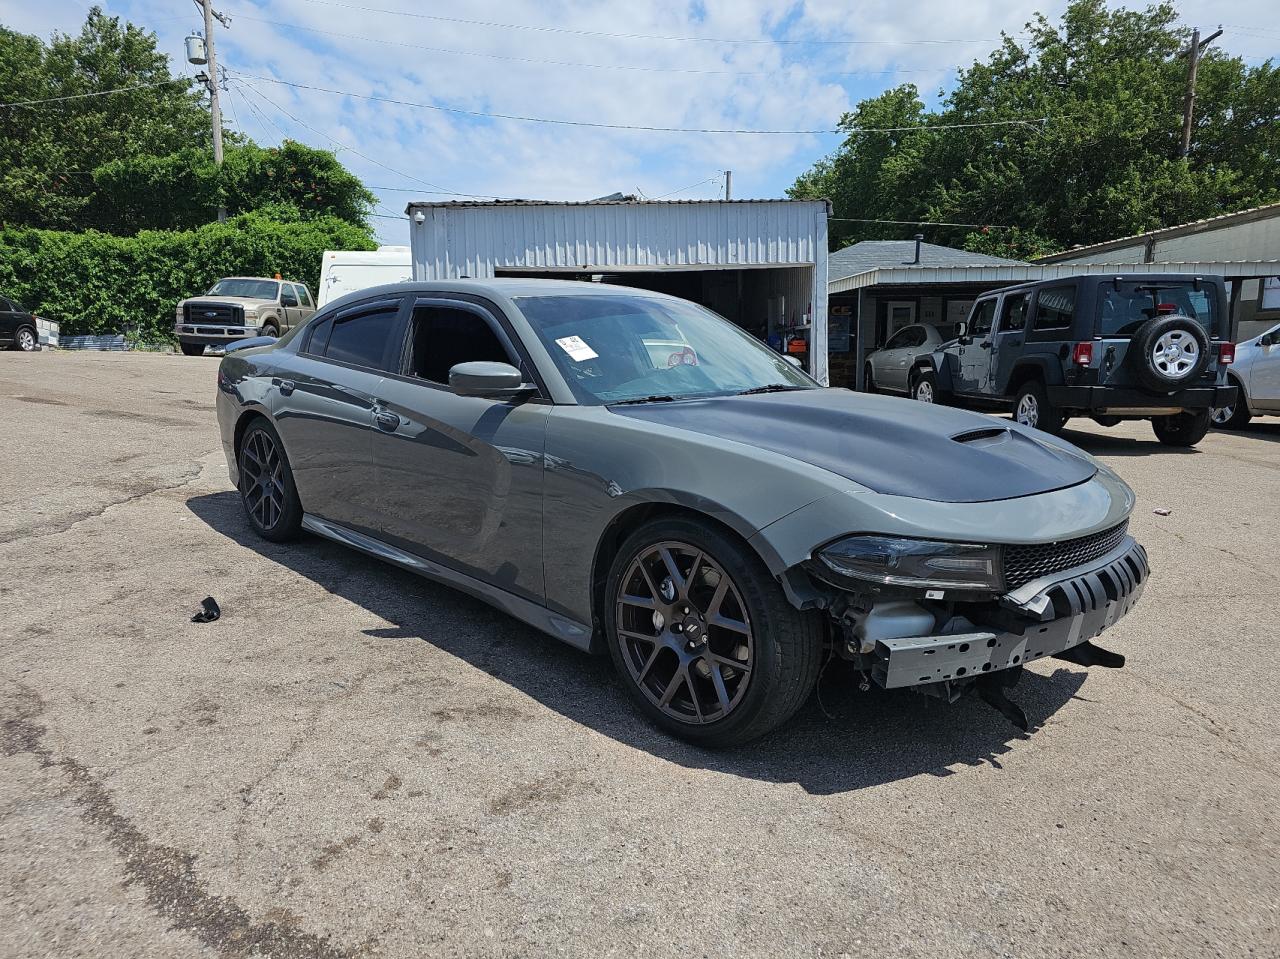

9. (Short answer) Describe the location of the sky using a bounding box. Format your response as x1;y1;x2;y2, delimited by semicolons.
2;0;1277;244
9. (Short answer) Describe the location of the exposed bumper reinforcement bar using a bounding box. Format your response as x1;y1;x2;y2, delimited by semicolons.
872;538;1148;690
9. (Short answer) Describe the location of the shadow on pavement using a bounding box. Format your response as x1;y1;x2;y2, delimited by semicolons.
187;490;1089;796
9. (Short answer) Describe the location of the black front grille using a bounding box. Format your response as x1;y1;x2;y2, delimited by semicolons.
184;302;243;325
1003;520;1130;591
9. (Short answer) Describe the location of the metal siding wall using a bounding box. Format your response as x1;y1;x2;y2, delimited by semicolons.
409;201;826;278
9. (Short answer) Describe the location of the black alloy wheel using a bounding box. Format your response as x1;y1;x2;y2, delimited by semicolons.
238;420;303;541
606;518;822;747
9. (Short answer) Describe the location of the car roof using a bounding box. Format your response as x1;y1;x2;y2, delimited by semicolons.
316;277;694;313
976;273;1226;299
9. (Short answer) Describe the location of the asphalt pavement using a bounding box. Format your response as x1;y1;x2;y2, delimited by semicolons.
2;350;1277;958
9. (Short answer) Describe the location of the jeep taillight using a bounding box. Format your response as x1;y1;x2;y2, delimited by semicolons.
1072;342;1094;366
1217;342;1235;365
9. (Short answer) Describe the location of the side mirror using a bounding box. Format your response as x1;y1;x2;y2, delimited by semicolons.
449;361;535;398
281;294;298;307
782;355;804;369
1262;334;1277;347
956;321;971;345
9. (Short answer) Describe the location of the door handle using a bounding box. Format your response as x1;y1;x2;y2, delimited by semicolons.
273;378;295;396
979;341;992;349
374;410;400;432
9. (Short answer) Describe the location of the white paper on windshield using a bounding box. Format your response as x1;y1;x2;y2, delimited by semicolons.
555;335;599;362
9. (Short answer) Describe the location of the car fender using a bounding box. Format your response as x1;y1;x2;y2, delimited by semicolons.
914;349;956;391
1004;356;1064;395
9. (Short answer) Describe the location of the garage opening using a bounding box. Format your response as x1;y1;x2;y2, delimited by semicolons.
494;266;816;373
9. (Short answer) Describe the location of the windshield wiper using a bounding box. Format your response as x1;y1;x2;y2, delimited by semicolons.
610;395;677;406
736;384;802;396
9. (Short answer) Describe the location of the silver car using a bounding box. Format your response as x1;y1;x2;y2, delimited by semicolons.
865;323;947;394
1212;322;1280;428
215;280;1148;745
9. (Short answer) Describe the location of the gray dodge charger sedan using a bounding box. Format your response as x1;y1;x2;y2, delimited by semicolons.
215;279;1148;745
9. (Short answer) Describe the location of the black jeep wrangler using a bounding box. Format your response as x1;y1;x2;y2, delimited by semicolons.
907;274;1238;447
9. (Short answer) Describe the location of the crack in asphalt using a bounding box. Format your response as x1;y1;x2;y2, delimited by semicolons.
1;682;362;959
0;451;221;547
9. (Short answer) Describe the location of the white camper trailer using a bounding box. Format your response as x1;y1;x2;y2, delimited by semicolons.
316;245;413;307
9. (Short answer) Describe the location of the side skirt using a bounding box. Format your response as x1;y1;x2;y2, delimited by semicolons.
300;514;594;652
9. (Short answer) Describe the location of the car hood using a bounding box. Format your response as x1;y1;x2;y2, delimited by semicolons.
611;389;1096;503
182;295;276;308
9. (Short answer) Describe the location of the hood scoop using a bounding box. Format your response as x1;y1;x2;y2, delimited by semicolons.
951;427;1010;447
611;390;1096;503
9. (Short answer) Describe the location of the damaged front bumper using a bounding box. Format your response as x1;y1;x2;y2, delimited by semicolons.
871;537;1148;690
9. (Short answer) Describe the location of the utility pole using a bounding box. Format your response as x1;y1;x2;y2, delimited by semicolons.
724;170;732;201
197;0;228;220
1179;27;1222;158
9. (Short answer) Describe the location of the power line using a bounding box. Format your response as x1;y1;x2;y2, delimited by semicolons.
650;175;725;199
230;73;1057;135
0;78;190;109
226;14;957;78
235;78;486;198
829;217;1016;228
284;0;1009;46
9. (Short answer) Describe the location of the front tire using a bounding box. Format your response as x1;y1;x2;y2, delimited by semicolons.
911;370;938;404
261;322;280;338
605;517;823;747
237;418;303;541
1153;409;1211;447
1012;380;1064;435
180;342;205;357
864;363;876;394
14;326;37;351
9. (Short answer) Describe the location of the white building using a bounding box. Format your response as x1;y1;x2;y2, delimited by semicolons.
406;199;832;383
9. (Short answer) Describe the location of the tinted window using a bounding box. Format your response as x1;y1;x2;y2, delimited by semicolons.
907;326;928;347
1000;294;1028;332
884;329;911;350
0;298;11;311
1034;286;1076;330
1097;282;1217;337
281;286;299;306
323;306;399;369
407;306;514;385
304;316;333;355
969;300;996;337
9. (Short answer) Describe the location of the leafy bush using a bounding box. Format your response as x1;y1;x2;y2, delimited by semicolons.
0;211;376;341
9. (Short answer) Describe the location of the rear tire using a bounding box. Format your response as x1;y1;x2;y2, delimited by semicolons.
605;517;823;747
180;342;205;356
1012;380;1064;435
237;418;303;542
1153;409;1211;447
1211;385;1251;430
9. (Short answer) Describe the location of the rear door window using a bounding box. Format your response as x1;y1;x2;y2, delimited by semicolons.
322;304;402;370
1033;286;1076;331
998;294;1028;332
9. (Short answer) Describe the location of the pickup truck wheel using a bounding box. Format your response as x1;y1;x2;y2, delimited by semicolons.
1153;409;1211;447
261;322;280;338
606;517;823;747
911;371;937;404
179;342;205;356
1012;380;1064;435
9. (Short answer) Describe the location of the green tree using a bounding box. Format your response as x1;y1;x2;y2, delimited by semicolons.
790;0;1280;258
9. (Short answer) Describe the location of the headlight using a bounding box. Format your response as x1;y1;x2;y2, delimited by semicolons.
816;536;1003;591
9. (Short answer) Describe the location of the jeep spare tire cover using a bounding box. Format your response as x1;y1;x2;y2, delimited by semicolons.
1128;314;1210;393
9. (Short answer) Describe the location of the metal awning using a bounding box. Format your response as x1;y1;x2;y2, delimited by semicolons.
829;260;1280;295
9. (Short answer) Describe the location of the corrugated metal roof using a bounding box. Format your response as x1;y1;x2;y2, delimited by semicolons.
829;240;1024;281
829;259;1280;294
406;198;833;211
1036;201;1280;263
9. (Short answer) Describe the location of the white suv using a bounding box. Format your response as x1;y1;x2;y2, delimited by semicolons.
1212;322;1280;429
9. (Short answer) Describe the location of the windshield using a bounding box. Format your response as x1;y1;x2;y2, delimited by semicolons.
513;293;817;404
1098;282;1218;337
206;279;280;300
